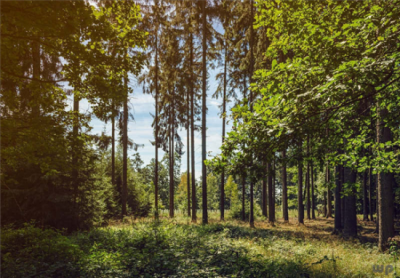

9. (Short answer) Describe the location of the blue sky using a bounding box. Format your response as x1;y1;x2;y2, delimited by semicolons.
74;67;234;179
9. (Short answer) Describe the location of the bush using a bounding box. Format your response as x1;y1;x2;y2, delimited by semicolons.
229;200;263;220
1;223;82;278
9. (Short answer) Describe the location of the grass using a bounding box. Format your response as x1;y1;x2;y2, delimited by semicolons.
2;210;400;277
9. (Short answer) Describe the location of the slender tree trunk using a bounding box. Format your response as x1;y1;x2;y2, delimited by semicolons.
268;163;274;223
220;42;227;221
187;92;191;217
242;174;246;221
326;165;333;218
298;141;304;224
171;98;175;218
72;93;79;228
377;106;394;251
111;104;115;187
311;162;316;219
201;0;208;225
363;170;368;221
262;160;267;217
122;72;128;217
154;35;159;219
282;149;288;222
169;103;174;218
323;191;327;217
343;166;357;237
306;136;311;220
190;32;197;223
341;166;345;228
250;181;254;227
272;158;276;221
369;166;374;221
334;165;342;232
248;0;255;227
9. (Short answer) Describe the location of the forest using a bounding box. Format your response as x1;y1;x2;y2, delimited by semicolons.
1;0;400;277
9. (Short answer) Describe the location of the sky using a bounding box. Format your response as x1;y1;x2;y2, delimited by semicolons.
73;67;234;179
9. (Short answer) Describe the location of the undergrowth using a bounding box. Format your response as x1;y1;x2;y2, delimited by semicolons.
1;218;397;277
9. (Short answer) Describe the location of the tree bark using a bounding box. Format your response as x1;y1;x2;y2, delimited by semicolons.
111;104;115;188
341;166;345;228
306;136;311;220
268;163;274;223
201;0;208;225
190;32;196;223
250;181;254;227
262;160;267;217
72;93;79;228
334;165;342;232
377;106;394;251
326;166;333;218
220;41;227;221
122;71;128;217
282;149;288;222
187;91;191;217
242;174;246;221
154;33;159;219
171;97;175;218
272;158;276;221
369;166;374;221
311;162;316;219
363;170;368;221
297;140;304;224
343;166;357;238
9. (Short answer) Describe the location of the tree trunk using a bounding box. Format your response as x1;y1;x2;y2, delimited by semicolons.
201;0;208;225
323;191;327;217
242;174;246;221
171;98;175;218
154;34;159;219
220;41;227;221
262;160;267;217
326;166;333;218
343;166;357;237
377;106;394;251
334;165;342;232
248;0;255;227
341;166;345;228
111;104;115;188
122;72;128;217
72;93;79;228
272;158;276;221
297;141;304;224
187;91;191;217
250;180;254;227
306;136;311;220
190;32;197;223
369;166;374;221
268;162;274;223
282;149;288;222
363;170;368;221
311;162;316;219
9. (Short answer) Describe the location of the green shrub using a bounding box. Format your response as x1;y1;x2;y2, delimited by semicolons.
1;223;82;278
229;200;263;220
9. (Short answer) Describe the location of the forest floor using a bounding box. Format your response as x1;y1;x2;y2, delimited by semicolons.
104;211;400;277
3;211;400;277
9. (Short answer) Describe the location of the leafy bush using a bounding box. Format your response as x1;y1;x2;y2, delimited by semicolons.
229;200;263;220
1;223;82;278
